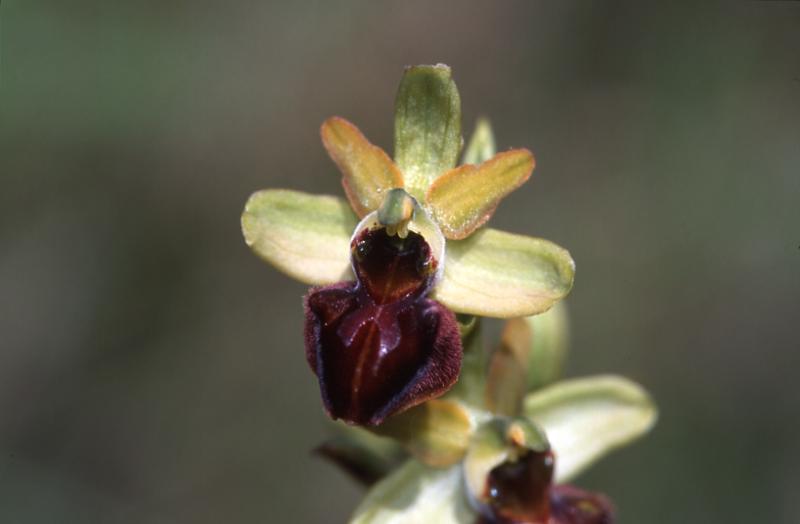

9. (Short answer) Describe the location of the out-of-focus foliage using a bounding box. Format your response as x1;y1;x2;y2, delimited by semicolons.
1;2;798;523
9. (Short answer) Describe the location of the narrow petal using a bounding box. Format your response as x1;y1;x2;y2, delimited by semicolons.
321;117;404;217
434;228;575;318
426;149;535;240
371;399;473;467
350;461;473;524
241;189;355;285
523;375;658;483
393;64;462;199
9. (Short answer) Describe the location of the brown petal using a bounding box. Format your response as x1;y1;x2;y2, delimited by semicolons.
425;149;534;240
321;117;404;217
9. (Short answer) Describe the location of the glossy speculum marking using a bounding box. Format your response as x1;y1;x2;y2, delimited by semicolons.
478;448;614;524
304;227;461;426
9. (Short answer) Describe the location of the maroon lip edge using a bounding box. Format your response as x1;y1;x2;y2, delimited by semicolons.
303;227;462;426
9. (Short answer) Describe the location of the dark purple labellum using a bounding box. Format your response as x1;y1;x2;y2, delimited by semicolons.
484;449;554;523
304;227;461;426
478;450;614;524
549;485;614;524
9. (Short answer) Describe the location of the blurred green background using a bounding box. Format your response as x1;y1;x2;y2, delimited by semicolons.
2;2;799;523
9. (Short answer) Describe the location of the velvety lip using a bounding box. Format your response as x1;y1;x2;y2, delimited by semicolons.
304;227;462;425
477;449;614;524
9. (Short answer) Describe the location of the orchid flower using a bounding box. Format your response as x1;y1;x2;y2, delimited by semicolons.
241;64;656;523
340;306;657;524
242;65;574;425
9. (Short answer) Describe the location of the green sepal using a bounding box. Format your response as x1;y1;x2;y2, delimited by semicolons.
241;189;355;285
523;375;658;483
350;460;474;524
393;64;462;200
433;228;575;318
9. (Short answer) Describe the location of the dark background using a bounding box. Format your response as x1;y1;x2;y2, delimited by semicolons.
2;2;799;523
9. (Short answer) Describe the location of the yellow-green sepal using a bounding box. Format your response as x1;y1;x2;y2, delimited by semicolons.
393;64;462;200
434;228;575;318
523;375;658;483
241;189;355;285
350;460;473;524
426;149;534;240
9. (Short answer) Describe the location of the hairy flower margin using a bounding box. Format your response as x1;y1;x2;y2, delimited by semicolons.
325;308;657;524
241;65;657;523
243;64;575;425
